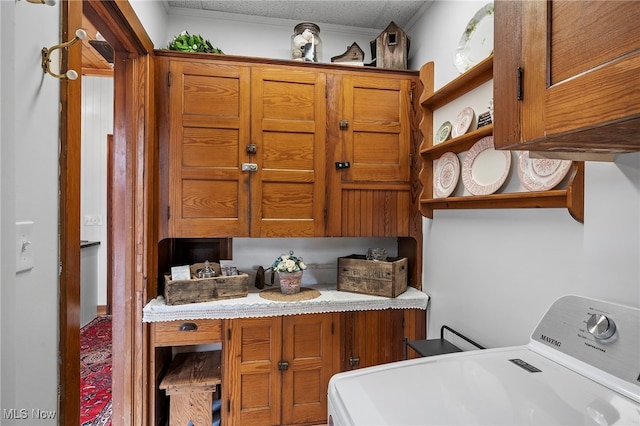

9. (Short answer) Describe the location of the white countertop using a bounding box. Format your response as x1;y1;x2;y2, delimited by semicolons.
143;284;429;322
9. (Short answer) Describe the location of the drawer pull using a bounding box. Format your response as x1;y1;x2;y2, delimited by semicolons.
179;322;198;332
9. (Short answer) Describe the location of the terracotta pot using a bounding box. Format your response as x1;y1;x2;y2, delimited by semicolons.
278;271;303;294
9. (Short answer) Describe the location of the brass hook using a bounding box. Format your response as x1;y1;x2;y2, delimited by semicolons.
41;28;87;80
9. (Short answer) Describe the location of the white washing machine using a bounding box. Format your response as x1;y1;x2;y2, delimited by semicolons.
328;295;640;425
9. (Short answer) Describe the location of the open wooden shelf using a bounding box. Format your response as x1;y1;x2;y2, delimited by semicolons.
418;55;584;223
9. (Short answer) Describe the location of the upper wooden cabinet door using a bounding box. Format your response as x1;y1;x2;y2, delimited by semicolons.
494;1;640;153
340;75;411;183
250;67;326;237
168;60;251;237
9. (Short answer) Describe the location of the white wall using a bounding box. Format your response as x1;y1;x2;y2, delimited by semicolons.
405;1;640;348
129;0;169;49
163;7;380;63
81;76;113;307
0;0;60;423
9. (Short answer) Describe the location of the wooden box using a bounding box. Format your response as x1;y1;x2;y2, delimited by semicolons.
337;255;408;298
164;262;248;306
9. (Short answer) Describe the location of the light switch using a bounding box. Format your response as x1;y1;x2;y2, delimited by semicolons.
16;221;34;273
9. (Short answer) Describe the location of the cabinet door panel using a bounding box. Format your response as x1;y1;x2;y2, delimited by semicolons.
169;61;251;237
494;1;640;152
343;310;405;370
342;75;411;183
251;68;326;237
341;188;410;237
225;317;282;426
281;313;334;426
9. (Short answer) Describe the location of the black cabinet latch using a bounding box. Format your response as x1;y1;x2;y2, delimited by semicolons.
335;162;350;170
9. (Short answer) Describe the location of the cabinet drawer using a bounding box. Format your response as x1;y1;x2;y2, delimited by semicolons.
152;319;223;346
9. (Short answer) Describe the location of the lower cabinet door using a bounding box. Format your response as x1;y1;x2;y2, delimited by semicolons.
225;317;283;426
281;313;334;425
225;314;335;426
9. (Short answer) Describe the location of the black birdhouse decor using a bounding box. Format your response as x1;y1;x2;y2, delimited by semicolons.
370;21;410;69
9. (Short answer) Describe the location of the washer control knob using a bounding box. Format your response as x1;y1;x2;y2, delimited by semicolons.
587;314;616;340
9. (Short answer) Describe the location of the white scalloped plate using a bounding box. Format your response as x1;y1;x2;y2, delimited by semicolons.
454;3;495;73
461;136;511;195
433;152;460;198
451;107;475;138
517;151;572;191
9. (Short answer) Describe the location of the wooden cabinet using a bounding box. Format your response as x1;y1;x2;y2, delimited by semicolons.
418;56;585;223
224;314;337;426
157;51;420;239
327;73;418;237
340;308;426;371
494;1;640;154
157;54;326;238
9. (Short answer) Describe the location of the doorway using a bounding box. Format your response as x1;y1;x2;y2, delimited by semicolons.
59;1;155;424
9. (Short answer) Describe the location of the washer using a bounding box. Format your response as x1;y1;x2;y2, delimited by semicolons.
328;295;640;425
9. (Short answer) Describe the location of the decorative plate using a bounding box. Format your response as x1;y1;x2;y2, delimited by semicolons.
435;121;453;144
454;3;495;73
461;136;511;195
433;152;460;198
451;107;475;138
517;151;572;191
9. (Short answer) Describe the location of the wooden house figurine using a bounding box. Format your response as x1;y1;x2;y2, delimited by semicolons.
331;42;365;65
370;21;410;69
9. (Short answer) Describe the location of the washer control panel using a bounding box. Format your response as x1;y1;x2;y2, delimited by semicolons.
531;295;640;387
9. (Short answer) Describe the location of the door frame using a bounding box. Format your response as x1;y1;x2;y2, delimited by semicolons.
59;1;155;424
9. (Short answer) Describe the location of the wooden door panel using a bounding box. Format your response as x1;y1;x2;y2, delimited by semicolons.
349;310;405;369
342;75;410;183
225;317;282;426
169;60;250;237
341;188;410;237
281;314;334;425
549;1;640;85
251;67;326;237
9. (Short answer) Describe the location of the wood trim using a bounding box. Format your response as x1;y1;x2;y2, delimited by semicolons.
61;1;156;425
59;2;83;424
107;134;113;316
82;68;114;78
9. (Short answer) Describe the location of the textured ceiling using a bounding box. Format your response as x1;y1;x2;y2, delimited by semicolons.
165;0;431;29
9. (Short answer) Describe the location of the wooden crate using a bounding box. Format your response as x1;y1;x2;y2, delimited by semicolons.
337;255;408;298
164;262;248;305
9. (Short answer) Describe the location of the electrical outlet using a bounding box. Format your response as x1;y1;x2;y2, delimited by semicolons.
84;215;103;226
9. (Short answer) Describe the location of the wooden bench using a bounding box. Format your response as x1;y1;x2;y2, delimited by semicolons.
159;351;221;426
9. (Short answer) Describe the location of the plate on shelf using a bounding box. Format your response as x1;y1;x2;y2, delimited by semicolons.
435;121;453;144
451;107;475;138
461;136;511;195
454;3;494;73
517;151;572;191
433;152;460;198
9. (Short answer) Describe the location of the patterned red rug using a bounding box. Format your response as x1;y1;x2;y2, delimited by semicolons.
80;315;112;426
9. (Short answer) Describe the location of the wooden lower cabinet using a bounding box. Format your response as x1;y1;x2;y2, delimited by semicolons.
340;308;426;370
224;314;338;426
150;309;426;425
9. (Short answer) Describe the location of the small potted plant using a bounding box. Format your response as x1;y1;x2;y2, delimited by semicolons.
270;251;307;294
167;31;223;54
